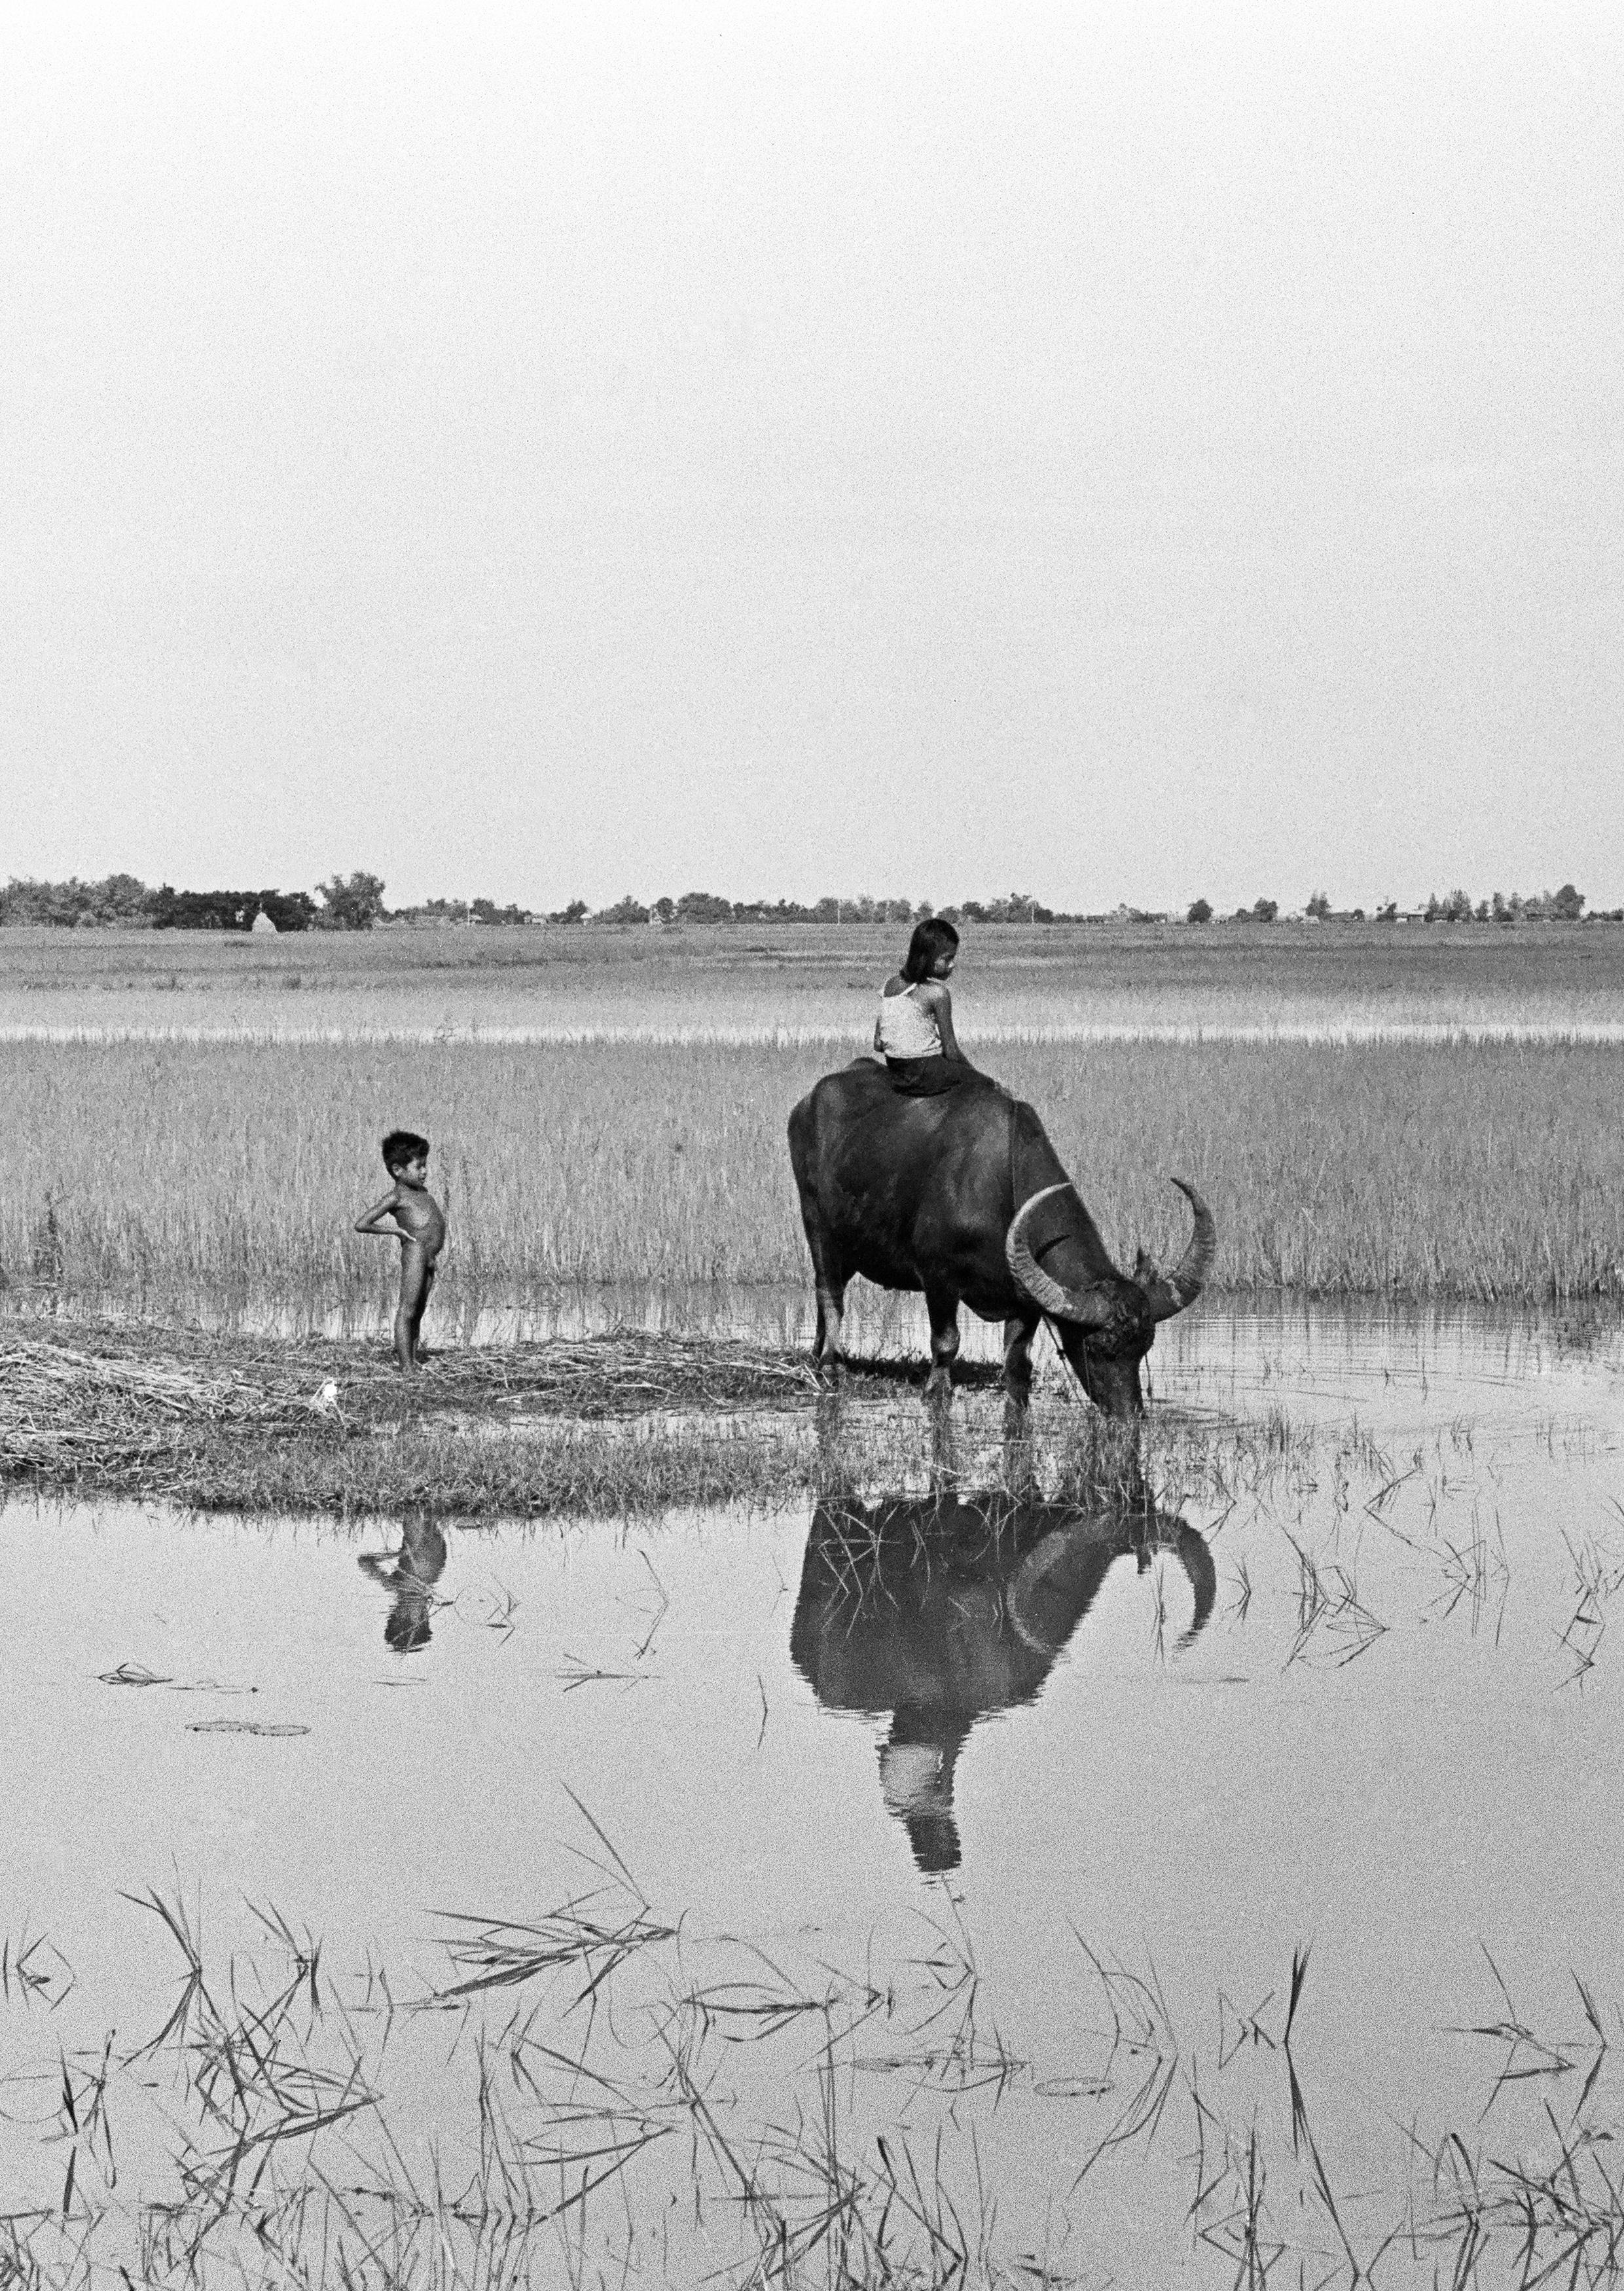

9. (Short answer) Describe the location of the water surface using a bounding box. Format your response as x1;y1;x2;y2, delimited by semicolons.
5;1303;1624;2282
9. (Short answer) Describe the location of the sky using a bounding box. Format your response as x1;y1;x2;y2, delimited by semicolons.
3;0;1621;914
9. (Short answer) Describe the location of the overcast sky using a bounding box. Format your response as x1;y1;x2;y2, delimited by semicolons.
4;1;1620;912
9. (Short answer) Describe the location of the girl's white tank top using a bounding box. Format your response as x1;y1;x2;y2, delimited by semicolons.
876;981;943;1059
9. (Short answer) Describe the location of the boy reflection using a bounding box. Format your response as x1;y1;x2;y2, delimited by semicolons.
359;1511;448;1651
791;1492;1216;1875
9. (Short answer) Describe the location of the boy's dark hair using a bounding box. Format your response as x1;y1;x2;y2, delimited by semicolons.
382;1129;430;1172
902;917;960;983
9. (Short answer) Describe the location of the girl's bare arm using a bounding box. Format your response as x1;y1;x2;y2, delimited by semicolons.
919;979;967;1062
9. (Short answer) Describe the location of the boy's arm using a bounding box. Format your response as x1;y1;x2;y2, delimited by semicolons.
355;1186;407;1237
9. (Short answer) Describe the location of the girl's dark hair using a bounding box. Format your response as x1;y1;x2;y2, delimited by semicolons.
902;917;960;983
382;1129;430;1171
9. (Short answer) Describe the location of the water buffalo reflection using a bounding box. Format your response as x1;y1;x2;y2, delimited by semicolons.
789;1492;1216;1874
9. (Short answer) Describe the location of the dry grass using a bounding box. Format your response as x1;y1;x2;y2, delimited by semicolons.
0;1316;1026;1515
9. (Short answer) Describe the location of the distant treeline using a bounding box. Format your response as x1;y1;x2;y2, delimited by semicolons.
0;877;1080;931
0;873;382;931
1;872;1614;930
1187;885;1602;925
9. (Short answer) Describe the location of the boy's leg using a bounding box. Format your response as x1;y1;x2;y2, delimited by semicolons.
396;1244;430;1371
414;1263;438;1363
404;1260;438;1368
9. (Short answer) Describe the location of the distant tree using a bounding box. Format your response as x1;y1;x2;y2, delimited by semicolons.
1375;901;1398;923
1475;899;1490;922
1186;897;1213;924
471;897;530;924
1439;888;1472;921
2;875;105;926
87;873;152;923
150;885;316;930
316;871;386;930
1350;907;1366;922
394;897;471;924
1251;897;1278;923
652;896;676;924
1424;892;1442;922
547;899;589;925
1551;882;1585;921
675;891;734;924
257;890;317;931
595;895;651;926
1305;890;1331;919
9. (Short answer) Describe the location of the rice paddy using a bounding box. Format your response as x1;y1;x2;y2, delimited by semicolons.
7;926;1624;2282
5;921;1622;1331
6;916;1624;1043
5;1030;1624;1331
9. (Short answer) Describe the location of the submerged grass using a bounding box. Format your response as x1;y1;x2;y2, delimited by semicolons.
10;1850;1624;2286
5;1032;1624;1321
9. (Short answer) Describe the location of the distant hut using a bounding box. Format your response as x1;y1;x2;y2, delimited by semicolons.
250;906;279;935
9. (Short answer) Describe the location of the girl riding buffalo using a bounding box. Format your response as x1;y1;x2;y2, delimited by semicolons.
875;918;982;1094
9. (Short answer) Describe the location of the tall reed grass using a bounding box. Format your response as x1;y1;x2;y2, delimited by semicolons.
4;1035;1622;1322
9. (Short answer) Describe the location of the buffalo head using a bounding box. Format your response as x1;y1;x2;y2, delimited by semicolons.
1005;1177;1216;1416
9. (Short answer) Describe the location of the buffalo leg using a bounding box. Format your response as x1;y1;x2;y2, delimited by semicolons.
923;1287;961;1400
1002;1312;1041;1406
808;1240;848;1379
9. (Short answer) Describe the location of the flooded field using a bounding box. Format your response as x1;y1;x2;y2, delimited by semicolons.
5;1305;1624;2283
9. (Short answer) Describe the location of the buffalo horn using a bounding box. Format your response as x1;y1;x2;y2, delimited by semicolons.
1139;1179;1216;1322
1005;1184;1113;1329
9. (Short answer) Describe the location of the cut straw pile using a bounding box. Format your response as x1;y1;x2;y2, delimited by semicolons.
0;1334;308;1468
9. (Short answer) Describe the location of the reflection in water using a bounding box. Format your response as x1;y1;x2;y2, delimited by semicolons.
358;1513;448;1651
791;1490;1215;1874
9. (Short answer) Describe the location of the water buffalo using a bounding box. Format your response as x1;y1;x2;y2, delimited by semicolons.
790;1488;1216;1873
786;1061;1214;1414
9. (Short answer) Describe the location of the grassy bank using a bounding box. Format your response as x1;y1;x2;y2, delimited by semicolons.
4;1034;1623;1318
2;1314;1330;1519
0;1317;1070;1517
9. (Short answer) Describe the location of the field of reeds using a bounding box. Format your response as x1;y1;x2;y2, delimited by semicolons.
4;1031;1624;1325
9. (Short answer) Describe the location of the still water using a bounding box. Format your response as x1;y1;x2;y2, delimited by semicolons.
4;1305;1624;2283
